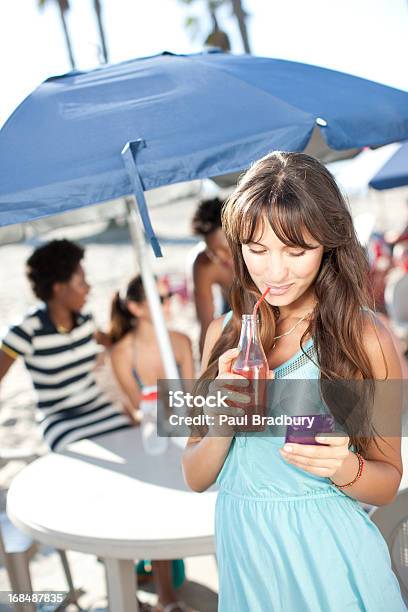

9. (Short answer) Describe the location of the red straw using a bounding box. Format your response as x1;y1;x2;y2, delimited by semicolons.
253;287;271;317
243;287;270;367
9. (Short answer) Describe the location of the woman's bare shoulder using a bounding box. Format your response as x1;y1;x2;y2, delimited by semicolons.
110;334;132;360
207;314;228;341
169;329;191;346
169;331;193;360
201;315;227;373
361;310;401;379
361;310;391;347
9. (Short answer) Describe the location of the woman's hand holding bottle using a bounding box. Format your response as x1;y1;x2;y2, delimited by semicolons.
182;347;251;492
206;347;274;435
206;347;250;435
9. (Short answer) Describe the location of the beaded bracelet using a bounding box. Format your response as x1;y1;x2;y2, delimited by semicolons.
330;452;365;489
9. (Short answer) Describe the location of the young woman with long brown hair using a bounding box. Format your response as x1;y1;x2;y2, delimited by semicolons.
182;152;406;611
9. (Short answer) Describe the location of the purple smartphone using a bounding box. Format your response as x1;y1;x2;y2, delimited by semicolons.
285;414;335;445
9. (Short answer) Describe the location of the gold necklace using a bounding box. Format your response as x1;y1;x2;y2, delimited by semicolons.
272;311;313;349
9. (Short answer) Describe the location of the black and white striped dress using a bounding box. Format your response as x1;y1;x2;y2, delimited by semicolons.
1;306;131;452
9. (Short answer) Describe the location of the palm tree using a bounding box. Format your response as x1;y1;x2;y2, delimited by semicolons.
230;0;250;53
92;0;109;64
38;0;76;70
205;1;231;51
179;0;251;53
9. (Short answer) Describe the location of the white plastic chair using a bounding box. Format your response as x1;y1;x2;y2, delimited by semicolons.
369;488;408;605
0;511;84;612
0;512;37;612
0;450;84;611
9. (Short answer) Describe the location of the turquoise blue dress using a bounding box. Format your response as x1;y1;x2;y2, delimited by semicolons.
215;317;407;611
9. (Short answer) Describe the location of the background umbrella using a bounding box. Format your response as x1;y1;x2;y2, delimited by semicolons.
369;141;408;190
328;144;402;198
1;50;408;378
327;144;408;247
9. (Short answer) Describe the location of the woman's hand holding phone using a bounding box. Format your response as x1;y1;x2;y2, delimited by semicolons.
279;434;351;478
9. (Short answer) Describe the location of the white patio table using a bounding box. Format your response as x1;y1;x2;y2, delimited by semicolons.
6;427;217;612
7;426;408;612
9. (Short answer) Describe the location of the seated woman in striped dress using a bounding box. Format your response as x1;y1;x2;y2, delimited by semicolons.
0;239;134;453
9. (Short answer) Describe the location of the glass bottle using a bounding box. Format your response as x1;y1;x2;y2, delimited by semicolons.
231;314;269;432
140;386;169;455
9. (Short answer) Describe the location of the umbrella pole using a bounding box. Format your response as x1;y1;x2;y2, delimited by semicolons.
125;198;180;381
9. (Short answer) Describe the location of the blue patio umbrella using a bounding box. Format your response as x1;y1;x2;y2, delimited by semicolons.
369;141;408;190
1;50;408;255
1;50;408;380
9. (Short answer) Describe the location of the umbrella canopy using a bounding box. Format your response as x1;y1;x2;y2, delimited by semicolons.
2;49;408;383
0;180;205;245
1;49;408;247
369;141;408;190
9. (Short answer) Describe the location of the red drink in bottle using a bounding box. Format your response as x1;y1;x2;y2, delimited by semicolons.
231;314;269;432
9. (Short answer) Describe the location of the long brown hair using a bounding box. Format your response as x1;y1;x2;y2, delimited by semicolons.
199;151;387;455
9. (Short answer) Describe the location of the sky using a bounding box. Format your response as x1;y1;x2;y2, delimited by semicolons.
0;0;407;128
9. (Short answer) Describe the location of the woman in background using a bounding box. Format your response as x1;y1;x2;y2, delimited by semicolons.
110;275;195;612
191;198;234;356
0;239;133;452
